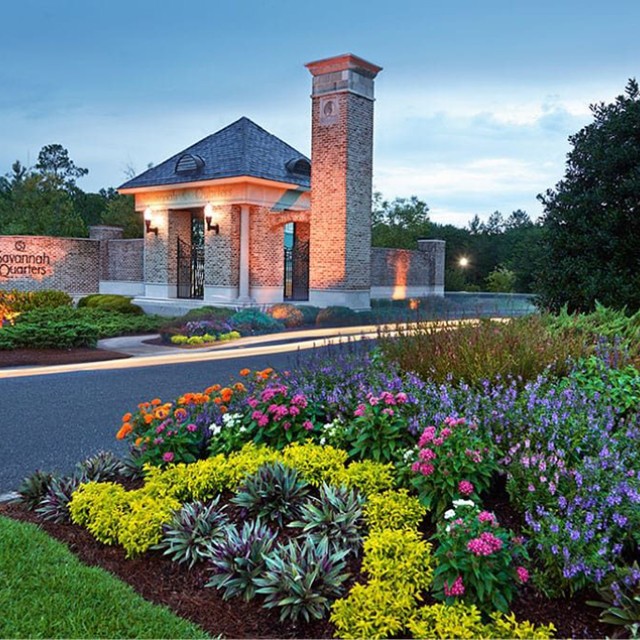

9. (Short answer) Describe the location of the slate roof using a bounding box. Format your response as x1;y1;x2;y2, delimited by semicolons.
119;117;310;191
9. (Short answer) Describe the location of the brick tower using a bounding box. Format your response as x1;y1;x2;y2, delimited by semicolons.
305;53;382;309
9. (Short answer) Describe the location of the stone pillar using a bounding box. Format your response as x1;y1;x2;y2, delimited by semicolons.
89;225;123;282
142;208;169;298
417;239;446;296
237;204;251;303
305;53;382;310
204;204;239;304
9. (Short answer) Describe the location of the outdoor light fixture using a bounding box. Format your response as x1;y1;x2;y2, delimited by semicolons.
459;256;469;268
144;208;158;236
204;204;219;235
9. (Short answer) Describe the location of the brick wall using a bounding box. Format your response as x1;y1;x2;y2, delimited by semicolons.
205;204;240;287
0;235;100;294
105;239;143;281
250;206;284;288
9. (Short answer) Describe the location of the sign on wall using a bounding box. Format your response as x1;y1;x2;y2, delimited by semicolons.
0;240;52;279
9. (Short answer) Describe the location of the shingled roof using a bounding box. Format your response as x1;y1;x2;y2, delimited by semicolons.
119;117;311;191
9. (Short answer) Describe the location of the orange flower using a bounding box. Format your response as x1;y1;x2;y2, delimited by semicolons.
212;384;221;392
239;368;251;377
220;387;233;403
135;437;143;446
151;398;162;406
204;385;215;395
234;382;246;392
213;397;222;405
138;402;150;410
116;422;133;440
122;412;132;423
154;408;169;420
144;414;154;424
219;406;228;414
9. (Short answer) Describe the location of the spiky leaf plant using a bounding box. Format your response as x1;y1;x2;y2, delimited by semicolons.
36;475;82;523
255;537;350;622
207;519;277;601
154;498;229;568
17;470;57;510
75;451;127;483
231;462;310;526
290;483;365;554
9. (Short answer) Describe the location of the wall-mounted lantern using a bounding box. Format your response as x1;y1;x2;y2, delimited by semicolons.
204;203;220;235
144;208;158;236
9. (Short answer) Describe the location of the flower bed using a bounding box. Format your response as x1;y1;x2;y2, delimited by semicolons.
9;311;640;638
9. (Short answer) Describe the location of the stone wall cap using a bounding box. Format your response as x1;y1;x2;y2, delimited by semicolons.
305;53;382;78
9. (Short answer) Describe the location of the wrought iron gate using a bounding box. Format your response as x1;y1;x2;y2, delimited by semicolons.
177;236;204;299
284;240;309;301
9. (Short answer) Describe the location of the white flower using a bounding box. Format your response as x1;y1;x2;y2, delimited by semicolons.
452;499;475;509
403;448;416;462
209;424;222;436
443;509;456;520
320;437;326;445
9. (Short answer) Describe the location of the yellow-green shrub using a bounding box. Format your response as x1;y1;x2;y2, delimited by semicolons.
362;528;433;595
337;459;395;495
222;443;282;487
407;602;485;639
69;482;129;545
364;489;426;532
281;441;348;486
407;604;555;639
170;335;188;345
485;611;555;639
330;581;415;640
117;493;181;557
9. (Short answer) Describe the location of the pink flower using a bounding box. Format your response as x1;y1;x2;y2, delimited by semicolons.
440;427;452;439
418;426;436;447
411;461;421;473
247;398;258;408
444;576;465;597
153;437;164;445
382;407;395;416
258;416;269;427
162;451;174;463
283;421;291;431
155;424;166;434
368;395;380;406
303;420;314;431
186;423;197;432
477;511;496;524
419;448;436;461
516;566;529;583
381;391;396;405
433;437;444;447
458;480;475;496
289;406;300;416
354;404;367;417
420;463;435;476
395;392;408;404
291;394;307;407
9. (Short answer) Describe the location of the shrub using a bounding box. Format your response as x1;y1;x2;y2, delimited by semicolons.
207;518;278;600
432;500;529;614
255;537;350;623
231;462;310;526
281;442;349;487
37;475;83;523
330;581;415;640
379;315;588;387
406;416;499;518
0;289;72;319
228;308;284;335
0;318;100;349
75;451;127;483
316;305;360;328
154;498;229;568
181;306;235;322
337;459;395;496
267;303;305;328
290;483;364;553
485;265;517;292
297;305;320;325
364;489;427;533
77;293;143;315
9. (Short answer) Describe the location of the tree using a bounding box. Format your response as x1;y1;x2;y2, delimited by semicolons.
35;144;88;191
536;79;640;312
372;195;431;249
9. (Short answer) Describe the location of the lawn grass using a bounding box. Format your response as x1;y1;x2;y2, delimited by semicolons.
0;516;210;639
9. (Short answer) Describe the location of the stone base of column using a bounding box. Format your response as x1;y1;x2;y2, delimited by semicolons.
308;288;371;310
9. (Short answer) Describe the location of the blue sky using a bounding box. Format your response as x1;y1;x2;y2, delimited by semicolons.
1;0;639;226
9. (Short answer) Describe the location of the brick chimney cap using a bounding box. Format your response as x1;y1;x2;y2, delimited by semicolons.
305;53;382;78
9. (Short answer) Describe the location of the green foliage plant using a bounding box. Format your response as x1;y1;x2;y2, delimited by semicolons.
296;304;320;325
154;498;229;568
363;489;426;533
407;416;499;518
281;441;349;487
289;483;364;553
336;459;396;496
75;450;127;483
485;265;517;292
77;293;143;315
255;537;350;623
432;500;529;614
36;475;82;523
231;462;310;526
228;308;284;335
346;390;416;463
588;562;640;633
206;518;277;601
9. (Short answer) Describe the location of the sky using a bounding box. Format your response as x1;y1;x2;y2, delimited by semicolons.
1;0;639;227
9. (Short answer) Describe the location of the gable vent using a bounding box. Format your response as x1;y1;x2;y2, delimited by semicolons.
175;154;205;175
285;157;311;177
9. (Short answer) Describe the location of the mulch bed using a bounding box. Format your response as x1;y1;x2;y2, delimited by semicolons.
0;492;613;639
0;348;131;369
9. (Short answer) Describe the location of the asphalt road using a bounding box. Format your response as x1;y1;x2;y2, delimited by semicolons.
0;349;311;494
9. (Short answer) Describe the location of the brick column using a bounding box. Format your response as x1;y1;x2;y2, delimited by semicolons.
305;53;382;310
417;239;446;296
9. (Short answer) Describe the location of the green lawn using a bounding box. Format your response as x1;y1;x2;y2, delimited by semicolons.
0;516;210;639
